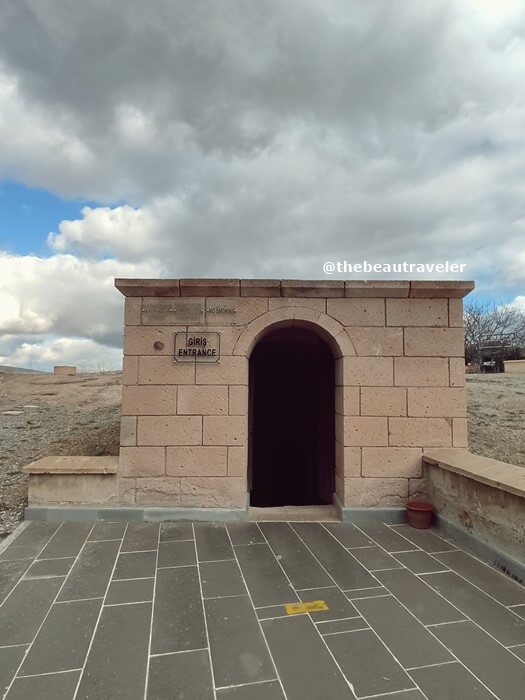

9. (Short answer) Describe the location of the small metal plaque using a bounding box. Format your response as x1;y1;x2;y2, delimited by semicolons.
142;299;205;325
174;332;220;363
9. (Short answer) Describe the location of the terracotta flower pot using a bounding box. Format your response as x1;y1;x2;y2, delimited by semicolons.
406;501;433;529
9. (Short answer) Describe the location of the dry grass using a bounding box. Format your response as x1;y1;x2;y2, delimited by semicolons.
467;373;525;467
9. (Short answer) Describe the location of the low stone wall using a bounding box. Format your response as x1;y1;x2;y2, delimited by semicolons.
23;456;118;506
424;449;525;573
504;359;525;374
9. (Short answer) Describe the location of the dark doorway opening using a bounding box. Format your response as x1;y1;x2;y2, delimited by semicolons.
249;326;335;507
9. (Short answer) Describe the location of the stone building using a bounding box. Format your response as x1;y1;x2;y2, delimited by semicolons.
114;278;473;519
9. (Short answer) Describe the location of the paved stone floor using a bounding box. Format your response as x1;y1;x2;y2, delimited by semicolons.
0;520;524;700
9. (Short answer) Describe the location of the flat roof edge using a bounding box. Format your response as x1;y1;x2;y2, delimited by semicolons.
114;278;475;298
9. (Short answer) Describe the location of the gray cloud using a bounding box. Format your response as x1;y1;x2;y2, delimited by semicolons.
0;0;524;368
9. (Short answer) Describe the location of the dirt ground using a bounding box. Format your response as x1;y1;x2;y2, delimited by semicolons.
1;370;524;538
466;373;525;469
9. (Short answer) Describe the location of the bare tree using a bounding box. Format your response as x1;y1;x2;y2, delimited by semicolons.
464;301;525;368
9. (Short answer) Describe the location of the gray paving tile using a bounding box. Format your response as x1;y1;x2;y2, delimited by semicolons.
113;550;156;580
256;605;292;620
512;604;525;619
0;646;27;697
159;521;194;542
297;586;358;622
259;523;333;589
19;599;101;676
121;523;159;552
147;648;213;699
510;644;525;662
391;525;455;552
393;550;450;574
365;692;425;700
195;523;234;561
422;571;525;645
76;602;151;700
354;594;453;669
227;523;265;545
316;617;368;635
58;540;120;601
0;577;64;645
374;569;465;625
262;614;354;700
88;522;126;541
326;628;415;697
292;523;377;590
38;523;93;559
200;560;246;598
152;566;206;654
106;578;154;605
235;544;297;607
410;661;499;700
349;545;404;572
322;522;374;548
158;540;196;567
6;669;80;700
1;522;59;555
205;595;274;687
25;557;75;578
0;546;35;562
0;560;31;604
346;586;389;600
432;620;525;700
216;680;284;699
0;528;54;568
432;550;525;605
358;523;419;552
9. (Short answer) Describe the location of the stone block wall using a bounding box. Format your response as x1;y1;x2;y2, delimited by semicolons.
116;278;473;511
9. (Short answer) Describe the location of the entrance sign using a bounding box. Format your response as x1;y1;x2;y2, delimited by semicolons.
174;332;220;362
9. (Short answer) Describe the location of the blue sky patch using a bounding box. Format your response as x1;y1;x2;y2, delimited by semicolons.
0;180;105;256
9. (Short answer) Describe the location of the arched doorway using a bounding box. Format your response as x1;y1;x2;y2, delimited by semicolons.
249;325;335;507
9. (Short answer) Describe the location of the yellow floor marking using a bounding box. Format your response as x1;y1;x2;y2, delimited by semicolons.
285;600;328;615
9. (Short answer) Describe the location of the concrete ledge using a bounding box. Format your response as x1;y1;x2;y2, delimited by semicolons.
25;506;248;523
344;281;409;298
424;449;525;499
23;456;119;506
115;279;180;296
23;456;118;475
115;278;475;299
333;494;407;523
180;279;241;297
424;449;524;566
24;503;412;524
340;507;408;524
409;280;475;298
26;475;118;505
504;359;525;374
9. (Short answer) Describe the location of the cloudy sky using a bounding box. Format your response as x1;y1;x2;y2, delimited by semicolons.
1;0;524;371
